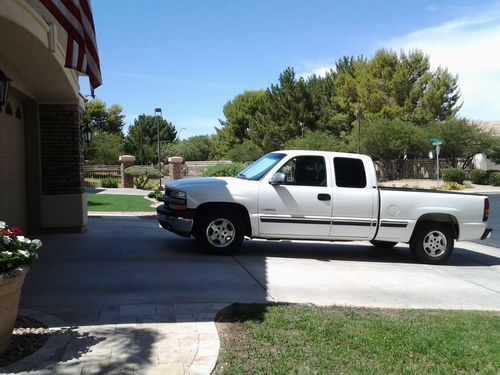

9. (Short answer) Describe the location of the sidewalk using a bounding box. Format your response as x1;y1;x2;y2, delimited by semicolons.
1;303;227;375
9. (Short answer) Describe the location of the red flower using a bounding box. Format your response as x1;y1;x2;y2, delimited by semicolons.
10;227;22;236
0;230;10;236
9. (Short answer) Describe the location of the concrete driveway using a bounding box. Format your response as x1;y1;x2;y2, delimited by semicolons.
11;215;498;374
22;215;500;311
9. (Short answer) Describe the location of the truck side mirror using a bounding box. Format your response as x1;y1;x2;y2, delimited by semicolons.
269;172;286;185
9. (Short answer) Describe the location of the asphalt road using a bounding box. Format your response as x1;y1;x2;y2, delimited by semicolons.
21;215;500;313
473;193;500;248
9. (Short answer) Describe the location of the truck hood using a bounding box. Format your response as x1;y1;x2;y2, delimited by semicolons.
166;177;242;192
166;177;256;207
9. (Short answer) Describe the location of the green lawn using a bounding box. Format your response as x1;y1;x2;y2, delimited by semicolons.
87;194;155;212
214;304;500;375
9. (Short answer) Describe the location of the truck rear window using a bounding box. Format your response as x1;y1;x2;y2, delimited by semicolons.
334;157;366;188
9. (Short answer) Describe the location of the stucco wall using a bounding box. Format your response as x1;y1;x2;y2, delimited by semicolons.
0;92;27;230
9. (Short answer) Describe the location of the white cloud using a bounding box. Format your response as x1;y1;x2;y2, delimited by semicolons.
386;5;500;121
300;4;500;121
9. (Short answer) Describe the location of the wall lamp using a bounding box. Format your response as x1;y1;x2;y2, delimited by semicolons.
0;70;12;111
81;123;92;144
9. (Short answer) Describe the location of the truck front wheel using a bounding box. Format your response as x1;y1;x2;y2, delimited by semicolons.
195;210;244;255
410;223;454;264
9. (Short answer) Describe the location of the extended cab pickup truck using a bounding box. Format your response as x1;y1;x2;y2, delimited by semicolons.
157;150;492;264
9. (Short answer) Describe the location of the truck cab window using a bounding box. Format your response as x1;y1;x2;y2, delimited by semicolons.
278;156;326;186
334;157;366;188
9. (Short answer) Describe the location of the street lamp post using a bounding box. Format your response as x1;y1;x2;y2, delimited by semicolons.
155;107;162;187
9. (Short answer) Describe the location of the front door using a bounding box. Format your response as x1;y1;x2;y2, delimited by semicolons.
258;155;333;238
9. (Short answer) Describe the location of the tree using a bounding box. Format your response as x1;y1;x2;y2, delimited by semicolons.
284;131;348;152
357;119;428;180
125;115;177;164
162;135;213;161
210;90;266;160
85;133;125;164
82;99;125;134
225;140;262;162
332;49;461;127
250;68;318;152
427;118;498;168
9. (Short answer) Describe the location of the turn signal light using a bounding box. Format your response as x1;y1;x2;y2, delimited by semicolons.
483;198;489;222
169;203;187;211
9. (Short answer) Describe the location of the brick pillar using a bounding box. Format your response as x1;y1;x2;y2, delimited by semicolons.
39;105;83;194
168;157;183;180
119;155;136;188
39;104;86;232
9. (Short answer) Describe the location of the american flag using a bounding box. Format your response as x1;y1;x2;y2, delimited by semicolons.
40;0;102;95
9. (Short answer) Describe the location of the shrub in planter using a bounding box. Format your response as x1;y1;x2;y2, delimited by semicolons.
202;162;244;177
124;166;162;189
0;221;42;354
470;169;489;185
148;190;164;201
442;168;465;184
489;172;500;186
101;178;119;188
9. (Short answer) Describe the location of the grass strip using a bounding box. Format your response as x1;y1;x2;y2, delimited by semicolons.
87;194;155;212
214;304;500;375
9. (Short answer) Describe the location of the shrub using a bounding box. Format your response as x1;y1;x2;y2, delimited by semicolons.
143;182;161;191
124;166;162;189
470;169;489;185
101;178;119;188
489;172;500;186
442;168;465;184
148;191;164;201
202;162;244;177
438;182;465;191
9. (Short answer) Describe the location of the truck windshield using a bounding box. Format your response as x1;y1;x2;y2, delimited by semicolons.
235;153;286;181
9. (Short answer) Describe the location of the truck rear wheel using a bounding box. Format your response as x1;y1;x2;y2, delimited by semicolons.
195;210;244;255
410;223;454;264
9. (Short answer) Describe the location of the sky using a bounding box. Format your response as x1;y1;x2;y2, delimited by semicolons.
81;0;500;138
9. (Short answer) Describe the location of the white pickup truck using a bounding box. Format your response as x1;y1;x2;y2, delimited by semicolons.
157;150;491;264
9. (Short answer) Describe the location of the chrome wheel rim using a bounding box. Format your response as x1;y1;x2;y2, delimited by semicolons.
206;218;235;248
423;230;447;257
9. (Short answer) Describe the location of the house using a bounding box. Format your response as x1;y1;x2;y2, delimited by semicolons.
473;121;500;171
0;0;100;233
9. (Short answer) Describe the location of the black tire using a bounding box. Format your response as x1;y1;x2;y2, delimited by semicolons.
410;223;454;264
370;240;398;249
195;210;244;255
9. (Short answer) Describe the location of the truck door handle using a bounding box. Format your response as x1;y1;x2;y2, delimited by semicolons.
317;194;331;201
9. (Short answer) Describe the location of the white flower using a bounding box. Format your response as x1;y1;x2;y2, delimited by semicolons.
1;251;13;256
2;236;11;245
16;236;26;242
32;239;42;249
0;221;5;229
18;250;30;258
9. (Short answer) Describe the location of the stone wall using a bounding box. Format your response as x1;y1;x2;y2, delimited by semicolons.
39;105;83;194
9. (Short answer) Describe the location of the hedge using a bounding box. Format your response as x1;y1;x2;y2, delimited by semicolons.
442;168;465;184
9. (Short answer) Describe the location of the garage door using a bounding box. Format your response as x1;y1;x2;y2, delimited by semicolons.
0;93;27;230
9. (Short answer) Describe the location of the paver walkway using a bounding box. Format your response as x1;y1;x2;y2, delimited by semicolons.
1;303;227;375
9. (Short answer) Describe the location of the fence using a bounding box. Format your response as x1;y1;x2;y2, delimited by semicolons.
181;160;232;178
376;158;473;181
83;165;122;187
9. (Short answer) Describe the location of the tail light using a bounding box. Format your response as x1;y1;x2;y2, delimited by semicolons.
483;198;490;222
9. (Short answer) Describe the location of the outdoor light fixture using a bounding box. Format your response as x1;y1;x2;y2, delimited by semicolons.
0;70;12;111
81;123;92;144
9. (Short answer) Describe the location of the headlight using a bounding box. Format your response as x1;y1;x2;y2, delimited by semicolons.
167;189;186;199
